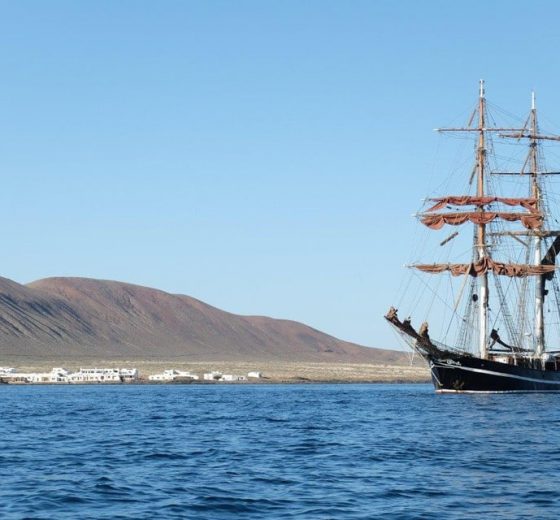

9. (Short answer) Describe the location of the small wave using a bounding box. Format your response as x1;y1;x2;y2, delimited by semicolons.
2;384;560;520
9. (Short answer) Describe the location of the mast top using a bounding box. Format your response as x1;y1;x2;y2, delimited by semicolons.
479;79;485;99
532;91;536;110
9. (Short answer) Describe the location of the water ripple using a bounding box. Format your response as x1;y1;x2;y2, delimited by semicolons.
1;384;560;518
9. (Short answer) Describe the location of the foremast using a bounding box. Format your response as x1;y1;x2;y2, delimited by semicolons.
530;92;545;356
476;80;489;359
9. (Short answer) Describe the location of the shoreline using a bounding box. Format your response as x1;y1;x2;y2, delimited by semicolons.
0;379;431;386
0;360;430;385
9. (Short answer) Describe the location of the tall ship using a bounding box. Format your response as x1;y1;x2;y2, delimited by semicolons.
386;81;560;393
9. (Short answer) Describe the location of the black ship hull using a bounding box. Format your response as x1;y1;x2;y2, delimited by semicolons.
429;354;560;393
384;308;560;393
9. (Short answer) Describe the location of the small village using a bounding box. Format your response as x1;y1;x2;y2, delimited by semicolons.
0;367;263;384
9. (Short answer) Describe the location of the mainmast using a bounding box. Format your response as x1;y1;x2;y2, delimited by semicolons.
499;93;560;355
531;92;545;356
477;80;489;359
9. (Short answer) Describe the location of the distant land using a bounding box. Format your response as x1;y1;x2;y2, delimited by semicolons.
0;277;409;365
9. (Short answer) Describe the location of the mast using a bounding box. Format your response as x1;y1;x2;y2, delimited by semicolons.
477;80;489;359
497;95;560;355
531;92;545;356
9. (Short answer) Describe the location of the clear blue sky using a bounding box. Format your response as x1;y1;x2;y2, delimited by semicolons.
1;0;560;349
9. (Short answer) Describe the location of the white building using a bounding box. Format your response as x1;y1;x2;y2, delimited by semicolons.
202;371;248;382
119;368;139;382
247;371;262;379
67;368;139;383
49;368;70;382
0;367;138;384
149;369;199;381
1;367;69;383
219;374;247;382
68;368;122;383
203;371;223;381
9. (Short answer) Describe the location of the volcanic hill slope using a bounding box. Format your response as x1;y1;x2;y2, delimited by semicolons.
0;276;405;364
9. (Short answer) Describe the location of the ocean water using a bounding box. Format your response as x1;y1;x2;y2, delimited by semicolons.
1;384;559;519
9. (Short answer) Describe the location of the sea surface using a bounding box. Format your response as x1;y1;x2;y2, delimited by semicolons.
1;384;559;519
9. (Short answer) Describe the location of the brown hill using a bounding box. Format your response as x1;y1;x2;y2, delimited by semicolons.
0;276;406;364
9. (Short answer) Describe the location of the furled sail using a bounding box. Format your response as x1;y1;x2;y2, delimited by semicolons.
427;196;538;212
412;257;556;277
420;211;542;230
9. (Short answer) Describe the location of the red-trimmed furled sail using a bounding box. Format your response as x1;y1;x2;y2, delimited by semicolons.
420;211;542;230
427;196;538;212
412;257;555;277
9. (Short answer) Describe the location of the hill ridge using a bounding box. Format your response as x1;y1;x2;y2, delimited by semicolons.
0;276;407;364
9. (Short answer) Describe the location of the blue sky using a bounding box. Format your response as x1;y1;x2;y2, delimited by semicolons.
1;1;560;349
